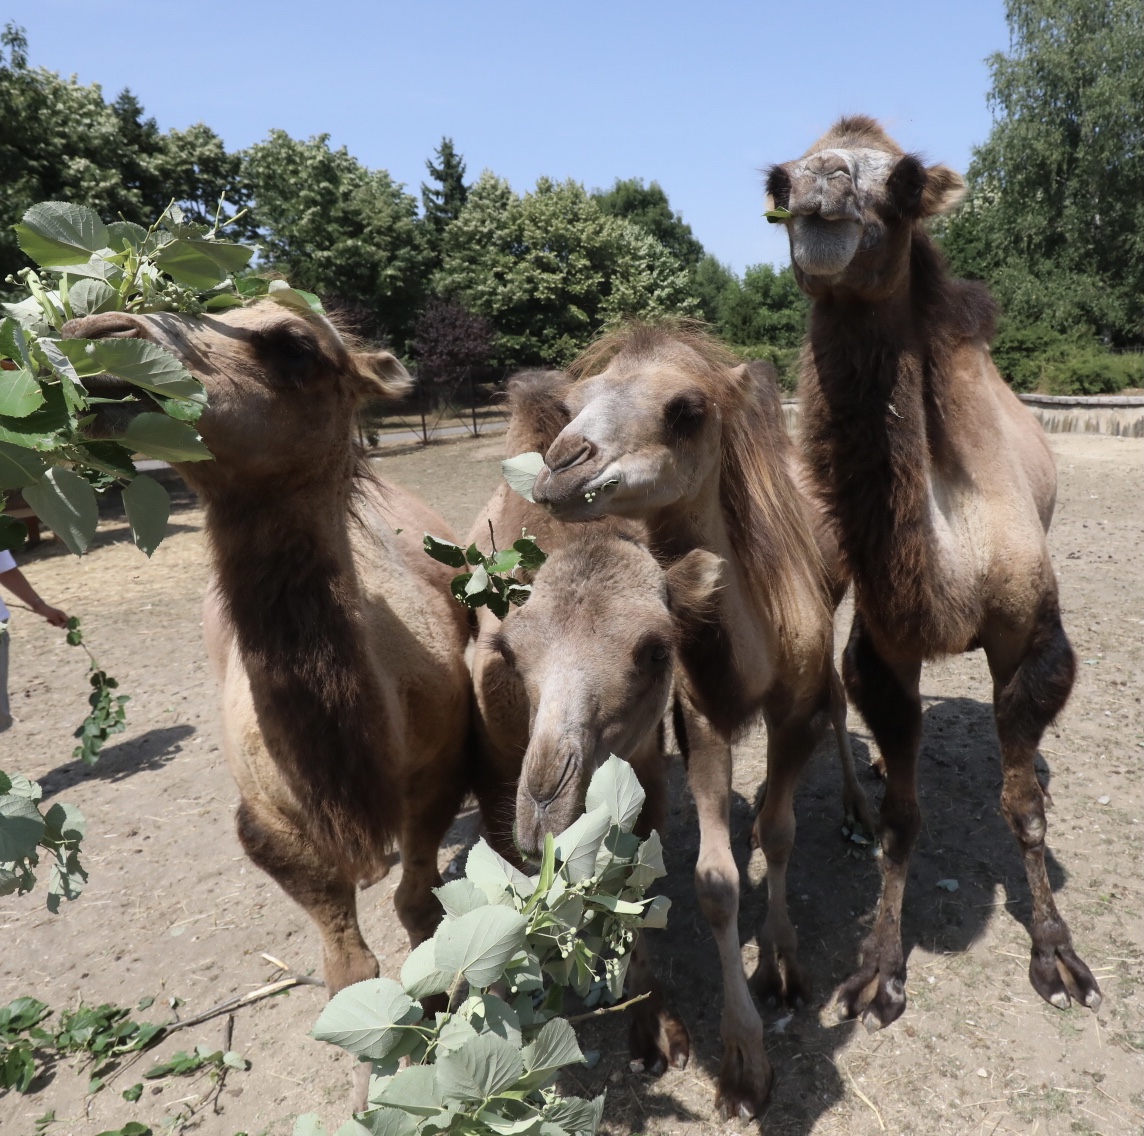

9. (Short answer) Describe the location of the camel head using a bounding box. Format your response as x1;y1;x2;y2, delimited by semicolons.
533;325;748;521
493;527;721;856
767;115;965;299
62;302;410;490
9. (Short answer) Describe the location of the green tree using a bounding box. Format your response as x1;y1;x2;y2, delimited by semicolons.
242;130;427;347
715;263;808;351
593;177;706;269
434;174;696;368
942;0;1144;344
0;24;248;287
421;137;468;255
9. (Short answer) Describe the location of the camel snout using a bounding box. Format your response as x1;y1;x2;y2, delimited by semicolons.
62;313;147;341
543;433;596;474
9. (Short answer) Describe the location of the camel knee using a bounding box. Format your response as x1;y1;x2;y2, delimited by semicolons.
843;623;921;753
879;797;921;863
753;811;795;866
695;852;739;933
994;602;1075;751
1001;783;1047;850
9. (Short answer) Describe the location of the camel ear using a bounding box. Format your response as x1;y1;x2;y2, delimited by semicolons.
920;164;966;217
665;548;723;623
354;350;412;402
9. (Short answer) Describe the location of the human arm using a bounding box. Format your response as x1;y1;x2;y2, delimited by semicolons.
0;566;68;627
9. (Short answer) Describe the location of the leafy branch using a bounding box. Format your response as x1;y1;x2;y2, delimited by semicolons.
423;524;547;619
0;198;321;557
0;769;87;914
304;755;669;1136
65;615;128;765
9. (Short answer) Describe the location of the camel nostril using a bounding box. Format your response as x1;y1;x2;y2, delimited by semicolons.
525;749;578;807
544;435;595;474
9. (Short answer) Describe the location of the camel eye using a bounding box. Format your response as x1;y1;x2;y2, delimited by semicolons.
664;390;706;437
635;635;671;673
651;645;669;662
491;634;517;670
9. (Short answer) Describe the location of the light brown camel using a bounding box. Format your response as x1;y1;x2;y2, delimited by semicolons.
530;325;862;1119
64;304;474;1103
464;371;718;1080
765;114;1100;1028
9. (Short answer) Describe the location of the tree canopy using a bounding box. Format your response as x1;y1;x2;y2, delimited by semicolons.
942;0;1144;346
433;174;696;367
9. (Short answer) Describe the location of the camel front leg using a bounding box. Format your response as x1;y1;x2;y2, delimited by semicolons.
236;798;379;1112
750;704;822;1007
838;615;922;1030
679;702;772;1120
985;598;1101;1012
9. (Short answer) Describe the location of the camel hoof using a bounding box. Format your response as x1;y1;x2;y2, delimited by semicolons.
752;954;810;1009
1030;945;1101;1014
837;965;907;1030
866;756;887;781
630;999;690;1076
714;1038;773;1122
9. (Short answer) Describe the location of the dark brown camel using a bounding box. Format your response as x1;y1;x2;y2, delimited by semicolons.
766;115;1101;1029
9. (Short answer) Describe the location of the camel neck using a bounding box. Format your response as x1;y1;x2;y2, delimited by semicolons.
203;469;395;867
802;281;944;640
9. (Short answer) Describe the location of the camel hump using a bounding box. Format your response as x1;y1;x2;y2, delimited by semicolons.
504;370;574;454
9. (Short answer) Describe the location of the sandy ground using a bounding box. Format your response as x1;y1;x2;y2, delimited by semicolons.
0;432;1140;1136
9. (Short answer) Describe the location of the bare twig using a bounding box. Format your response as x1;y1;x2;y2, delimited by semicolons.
565;991;651;1024
165;975;321;1035
842;1061;886;1131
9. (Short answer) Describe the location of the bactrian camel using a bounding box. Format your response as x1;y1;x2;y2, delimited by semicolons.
766;114;1100;1029
64;305;474;1105
531;326;867;1119
465;371;719;1084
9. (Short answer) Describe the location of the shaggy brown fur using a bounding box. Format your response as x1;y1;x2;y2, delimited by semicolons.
569;322;830;647
771;116;1100;1030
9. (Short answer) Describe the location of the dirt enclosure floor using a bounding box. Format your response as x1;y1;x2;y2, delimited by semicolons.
1;432;1141;1136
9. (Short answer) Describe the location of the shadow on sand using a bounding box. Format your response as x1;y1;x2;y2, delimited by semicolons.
37;723;197;800
564;691;1069;1133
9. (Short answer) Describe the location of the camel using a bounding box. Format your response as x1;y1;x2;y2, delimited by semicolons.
765;115;1101;1029
465;371;723;1080
530;325;864;1119
63;304;474;1103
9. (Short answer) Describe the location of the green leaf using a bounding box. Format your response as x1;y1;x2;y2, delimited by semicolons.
0;368;45;418
23;467;99;555
552;806;612;884
544;1093;604;1134
584;755;645;832
435;1033;523;1103
764;206;793;223
640;894;671;929
0;791;46;861
106;221;148;252
465;838;533;903
0;515;28;552
352;1107;418;1136
459;993;522;1048
292;1115;328;1136
434;905;529;989
121;1082;143;1102
311;978;423;1061
153;237;253;289
485;549;521;575
628;830;666;890
434;878;491;918
42;801;86;845
267;280;324;313
512;537;547;572
0;382;69;450
398;939;453;1000
121;475;169;557
57;339;206;404
56;256;123;283
501;452;545;502
465;563;491;597
123;413;212;462
423;533;468;568
0;441;48;489
368;1063;440;1116
15;203;108;267
519;1018;584;1090
68;278;120;317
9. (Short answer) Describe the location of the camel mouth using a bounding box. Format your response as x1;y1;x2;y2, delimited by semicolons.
790;214;863;276
533;464;621;518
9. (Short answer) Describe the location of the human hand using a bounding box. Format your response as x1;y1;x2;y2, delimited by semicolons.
34;601;68;628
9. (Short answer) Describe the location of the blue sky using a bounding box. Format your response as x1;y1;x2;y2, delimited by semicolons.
12;0;1011;273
